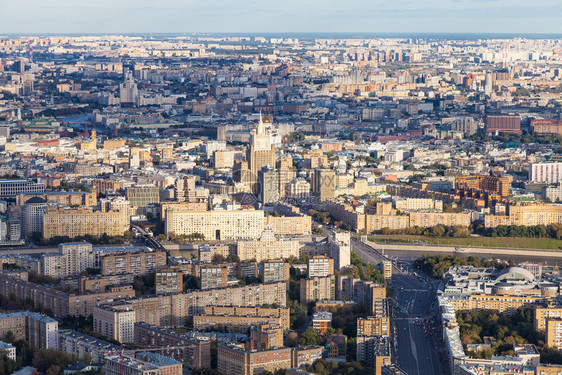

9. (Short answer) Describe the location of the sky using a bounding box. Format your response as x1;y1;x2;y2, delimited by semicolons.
2;0;562;35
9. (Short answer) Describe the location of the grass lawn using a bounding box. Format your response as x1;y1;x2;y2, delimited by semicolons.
367;234;562;250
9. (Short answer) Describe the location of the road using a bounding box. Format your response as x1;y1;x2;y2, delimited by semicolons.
351;238;445;375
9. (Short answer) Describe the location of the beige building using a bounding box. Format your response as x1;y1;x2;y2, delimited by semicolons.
236;230;301;262
101;250;167;275
155;269;183;294
300;275;336;304
448;294;543;315
357;316;390;336
166;209;264;240
547;319;562;349
485;204;562;228
264;215;312;236
535;307;562;331
394;198;443;212
42;207;129;239
93;305;136;343
94;282;287;329
0;275;134;317
194;305;290;332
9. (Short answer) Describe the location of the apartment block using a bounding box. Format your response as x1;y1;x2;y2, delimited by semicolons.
134;322;211;369
193;305;290;332
249;323;284;350
166;209;264;240
300;276;336;304
42;207;129;239
42;242;95;278
0;312;58;349
218;343;293;375
200;265;229;289
339;276;387;314
264;215;312;236
94;282;287;329
262;260;290;285
307;256;334;278
546;319;562;350
447;294;543;315
236;230;301;262
58;329;123;364
535;307;562;331
0;275;135;317
155;268;183;294
93;305;136;343
357;316;390;337
356;335;391;373
101;250;166;275
105;352;182;375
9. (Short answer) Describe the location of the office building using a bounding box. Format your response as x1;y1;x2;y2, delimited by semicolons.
21;197;48;239
259;166;279;205
313;169;336;202
312;312;332;335
0;179;45;198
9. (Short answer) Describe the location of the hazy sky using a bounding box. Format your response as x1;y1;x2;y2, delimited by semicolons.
2;0;562;34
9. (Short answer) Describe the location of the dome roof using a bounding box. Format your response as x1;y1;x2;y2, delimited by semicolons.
496;267;535;282
25;197;47;204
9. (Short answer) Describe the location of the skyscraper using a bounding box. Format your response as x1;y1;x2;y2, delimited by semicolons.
247;115;275;195
119;70;138;105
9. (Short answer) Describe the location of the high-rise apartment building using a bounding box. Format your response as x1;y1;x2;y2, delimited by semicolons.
21;196;48;239
307;256;334;278
155;269;183;294
200;265;228;289
300;275;336;304
313;168;336;202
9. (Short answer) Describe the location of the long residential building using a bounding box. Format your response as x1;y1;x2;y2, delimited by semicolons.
133;322;211;369
193;305;290;331
166;209;264;240
58;329;123;365
0;275;135;317
0;312;58;349
43;207;129;239
93;282;287;336
485;204;562;228
236;230;301;262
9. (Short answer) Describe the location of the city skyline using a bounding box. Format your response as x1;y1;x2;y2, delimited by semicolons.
2;0;562;34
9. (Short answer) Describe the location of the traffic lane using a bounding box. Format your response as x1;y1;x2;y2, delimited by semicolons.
395;319;419;375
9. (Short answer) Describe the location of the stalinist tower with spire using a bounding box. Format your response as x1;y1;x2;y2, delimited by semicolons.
246;113;276;194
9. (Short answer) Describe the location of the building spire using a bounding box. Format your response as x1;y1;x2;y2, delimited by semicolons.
257;110;265;135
